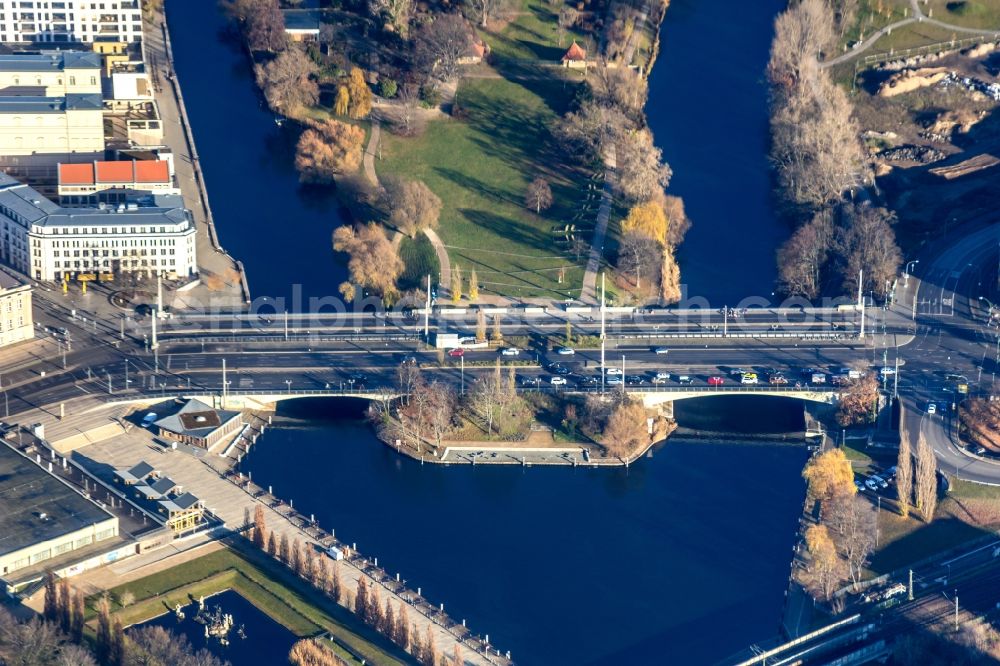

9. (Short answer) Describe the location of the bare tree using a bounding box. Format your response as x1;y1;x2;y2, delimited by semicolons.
831;495;877;587
767;0;834;89
392;83;425;137
590;67;648;123
896;425;913;518
555;100;633;164
381;177;442;237
227;0;287;53
295;119;366;183
525;177;553;214
915;432;938;522
617;231;660;290
776;207;834;298
660;245;681;304
255;48;318;115
465;0;514;27
557;6;579;46
414;14;474;81
602;399;648;460
333;223;404;304
615;128;672;203
835;203;902;298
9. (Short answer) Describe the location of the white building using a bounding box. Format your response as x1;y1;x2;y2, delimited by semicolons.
0;93;103;161
0;51;101;95
0;270;32;348
0;172;196;282
58;159;178;206
0;0;144;44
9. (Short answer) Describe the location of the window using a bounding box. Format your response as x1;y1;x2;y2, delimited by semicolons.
89;76;95;85
68;76;75;85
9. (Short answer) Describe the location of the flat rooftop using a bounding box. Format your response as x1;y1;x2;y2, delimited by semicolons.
0;270;25;291
0;442;114;559
0;93;102;113
0;51;101;72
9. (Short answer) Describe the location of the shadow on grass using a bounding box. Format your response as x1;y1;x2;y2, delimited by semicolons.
869;516;990;574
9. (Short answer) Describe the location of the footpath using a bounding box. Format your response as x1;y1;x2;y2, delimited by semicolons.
144;8;248;310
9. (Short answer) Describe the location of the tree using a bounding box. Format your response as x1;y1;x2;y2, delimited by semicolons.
836;374;879;427
475;309;487;342
896;427;914;518
660;245;681;304
915;433;938;522
59;644;97;666
802;448;856;508
43;572;58;623
125;625;226;666
451;264;462;303
331;561;343;603
468;268;479;301
835;203;902;298
95;595;112;665
295;119;365;183
346;67;372;120
70;590;84;641
829;495;877;587
776;207;834;298
252;504;267;549
465;0;513;27
590;67;648;124
381;177;442;237
279;533;291;564
803;524;843;600
255;48;318;114
369;0;411;35
525;177;553;214
396;605;411;650
491;314;503;342
767;0;834;89
110;617;125;666
617;231;660;290
58;579;72;632
267;532;278;558
228;0;287;53
616;128;672;203
355;578;369;619
289;638;351;665
334;86;350;116
333;223;404;304
291;538;303;576
422;624;438;666
622;200;669;245
557;6;579;46
555;99;632;164
414;14;474;81
602;399;648;460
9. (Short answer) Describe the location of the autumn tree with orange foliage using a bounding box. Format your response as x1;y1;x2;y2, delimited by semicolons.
836;374;879;427
802;524;845;600
802;448;856;510
295;120;365;184
289;638;350;666
602;399;648;460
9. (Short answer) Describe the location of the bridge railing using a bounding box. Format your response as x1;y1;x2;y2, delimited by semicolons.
158;333;421;343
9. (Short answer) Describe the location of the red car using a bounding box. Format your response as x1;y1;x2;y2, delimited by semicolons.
708;376;725;386
447;348;465;358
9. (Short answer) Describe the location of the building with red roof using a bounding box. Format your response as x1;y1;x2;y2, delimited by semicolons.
57;159;178;206
561;41;589;69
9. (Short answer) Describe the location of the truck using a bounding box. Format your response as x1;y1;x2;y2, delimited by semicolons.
326;546;345;561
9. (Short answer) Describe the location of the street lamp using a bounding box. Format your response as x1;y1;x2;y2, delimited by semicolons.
285;379;291;394
904;259;919;288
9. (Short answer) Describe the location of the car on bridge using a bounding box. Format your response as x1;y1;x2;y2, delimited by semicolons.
549;376;567;386
729;367;749;377
448;348;465;358
708;376;725;386
653;347;669;355
677;375;693;385
741;373;759;385
625;375;646;386
500;347;520;356
606;377;623;386
556;347;575;355
769;374;788;385
549;363;572;375
605;367;622;376
927;402;937;415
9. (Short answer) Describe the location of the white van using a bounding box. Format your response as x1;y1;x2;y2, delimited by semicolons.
326;546;345;561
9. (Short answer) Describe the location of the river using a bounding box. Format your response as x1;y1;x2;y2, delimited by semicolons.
166;0;806;663
649;0;789;306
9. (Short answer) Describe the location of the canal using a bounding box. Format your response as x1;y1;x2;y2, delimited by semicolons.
649;0;789;305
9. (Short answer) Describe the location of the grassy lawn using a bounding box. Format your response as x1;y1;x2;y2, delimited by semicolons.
866;477;1000;574
836;0;911;52
485;0;589;61
927;0;1000;28
870;20;963;52
94;547;409;666
378;76;596;299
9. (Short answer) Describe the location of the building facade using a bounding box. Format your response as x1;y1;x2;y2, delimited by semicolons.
0;172;197;282
0;0;144;44
0;271;32;348
153;399;243;450
0;93;103;158
0;51;101;95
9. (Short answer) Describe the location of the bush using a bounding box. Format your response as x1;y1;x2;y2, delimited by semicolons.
379;77;398;99
420;83;441;108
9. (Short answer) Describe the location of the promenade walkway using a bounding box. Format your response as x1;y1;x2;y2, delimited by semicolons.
145;9;247;308
75;428;506;665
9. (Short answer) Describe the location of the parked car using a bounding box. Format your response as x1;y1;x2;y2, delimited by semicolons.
973;445;987;456
741;373;758;385
708;376;725;386
884;466;897;479
556;347;575;355
141;412;158;428
864;478;879;491
654;371;670;380
500;347;520;356
854;480;865;492
653;347;669;355
652;376;669;384
769;374;788;385
448;348;465;357
550;364;571;375
550;376;567;386
871;476;888;489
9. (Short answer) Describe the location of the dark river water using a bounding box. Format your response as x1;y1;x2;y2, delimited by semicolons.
167;0;806;663
650;0;789;306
